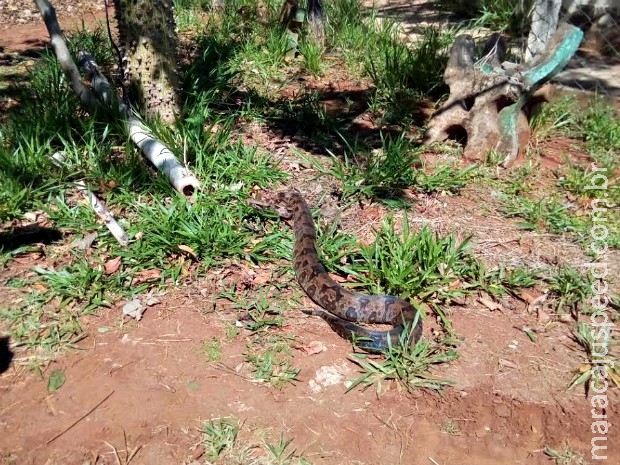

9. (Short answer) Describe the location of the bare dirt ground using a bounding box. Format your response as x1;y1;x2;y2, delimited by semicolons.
1;2;619;465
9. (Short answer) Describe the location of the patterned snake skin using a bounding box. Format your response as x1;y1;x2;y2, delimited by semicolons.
272;189;423;352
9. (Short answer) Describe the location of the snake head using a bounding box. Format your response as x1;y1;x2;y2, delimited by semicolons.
248;189;301;219
272;190;303;219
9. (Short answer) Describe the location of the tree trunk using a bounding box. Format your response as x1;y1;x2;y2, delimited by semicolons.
307;0;325;45
526;0;562;60
113;0;180;124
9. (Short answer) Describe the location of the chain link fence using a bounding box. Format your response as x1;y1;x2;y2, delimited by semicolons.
526;0;620;97
373;0;619;99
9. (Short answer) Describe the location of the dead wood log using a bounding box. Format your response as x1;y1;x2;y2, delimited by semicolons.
424;22;583;166
34;0;200;197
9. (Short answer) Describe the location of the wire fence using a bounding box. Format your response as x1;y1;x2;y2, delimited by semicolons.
526;0;620;97
373;0;620;99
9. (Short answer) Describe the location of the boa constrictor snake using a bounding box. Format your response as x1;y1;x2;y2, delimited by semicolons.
262;189;423;353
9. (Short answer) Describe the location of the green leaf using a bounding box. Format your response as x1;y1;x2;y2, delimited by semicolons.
523;327;537;343
47;370;66;393
186;380;200;391
566;370;591;391
516;222;537;230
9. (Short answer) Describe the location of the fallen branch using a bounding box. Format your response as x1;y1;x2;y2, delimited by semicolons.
76;181;129;246
424;23;583;166
34;0;201;197
44;390;115;445
77;51;201;195
33;0;99;112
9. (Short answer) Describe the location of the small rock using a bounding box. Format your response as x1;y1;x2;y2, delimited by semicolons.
122;298;147;320
308;379;322;394
314;365;344;387
495;403;511;418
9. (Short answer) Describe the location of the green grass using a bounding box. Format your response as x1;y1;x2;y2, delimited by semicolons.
31;261;111;310
200;417;241;461
499;194;583;234
480;266;543;296
498;189;619;252
580;98;620;154
365;25;454;124
348;321;458;393
440;419;461;435
499;162;538;196
0;294;87;372
201;337;223;362
496;93;620;252
244;335;300;388
305;133;476;201
0;21;287;361
291;203;545;335
311;207;544;339
567;322;620;394
173;0;212;31
298;36;325;76
442;0;533;36
555;162;620;213
557;163;603;198
199;417;312;464
532;95;620;160
546;267;593;316
3;0;617;389
219;284;298;331
264;435;312;465
182;0;453;131
544;446;587;465
349;216;482;331
355;218;474;298
530;96;579;140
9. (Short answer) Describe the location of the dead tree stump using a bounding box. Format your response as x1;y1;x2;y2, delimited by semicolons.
424;22;584;166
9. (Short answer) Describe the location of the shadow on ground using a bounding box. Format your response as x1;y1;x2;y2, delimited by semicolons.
0;224;64;252
0;337;14;374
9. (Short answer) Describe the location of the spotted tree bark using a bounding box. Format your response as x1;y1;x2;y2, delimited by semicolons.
113;0;180;124
307;0;325;44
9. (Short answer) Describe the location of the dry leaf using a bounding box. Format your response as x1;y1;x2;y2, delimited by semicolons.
479;296;502;311
123;299;146;321
133;269;162;285
181;262;191;276
33;283;48;292
536;307;551;325
498;359;518;369
304;341;327;355
73;232;98;251
252;273;270;286
518;291;534;304
104;256;122;275
330;273;347;283
178;244;197;259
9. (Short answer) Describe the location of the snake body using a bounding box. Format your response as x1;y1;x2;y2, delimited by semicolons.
275;189;422;352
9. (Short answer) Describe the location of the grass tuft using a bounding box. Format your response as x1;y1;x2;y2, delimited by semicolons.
244;335;300;388
308;133;475;201
199;416;312;464
567;321;620;393
544;445;587;465
348;320;458;393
